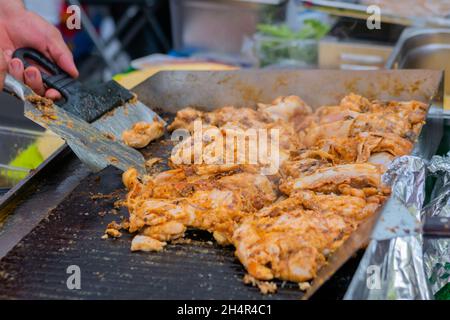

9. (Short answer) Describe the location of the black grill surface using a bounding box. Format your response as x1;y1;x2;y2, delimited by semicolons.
0;137;360;299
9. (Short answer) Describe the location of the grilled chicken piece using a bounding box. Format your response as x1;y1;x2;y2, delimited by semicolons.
169;96;312;134
167;107;205;132
126;167;220;200
233;188;382;283
283;131;413;179
350;112;412;139
233;208;348;282
296;94;427;147
168;105;272;133
298;120;354;148
350;100;427;140
280;157;332;179
257;95;312;122
313;137;360;164
131;235;166;252
208;106;272;129
123;168;277;247
339;93;428;121
169;113;299;175
280;163;388;196
339;93;372;112
356;132;413;163
293;93;367;131
288;190;382;227
122;120;164;148
369;100;427;123
313;132;413;164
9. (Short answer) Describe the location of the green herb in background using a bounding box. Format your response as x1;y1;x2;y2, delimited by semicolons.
297;19;330;39
255;19;330;67
257;19;330;40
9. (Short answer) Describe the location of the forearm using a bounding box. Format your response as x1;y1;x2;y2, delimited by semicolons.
0;0;25;18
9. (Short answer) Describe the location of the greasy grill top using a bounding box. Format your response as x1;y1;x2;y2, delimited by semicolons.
0;159;361;299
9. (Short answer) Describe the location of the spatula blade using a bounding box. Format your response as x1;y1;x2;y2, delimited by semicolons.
23;99;147;176
92;100;166;140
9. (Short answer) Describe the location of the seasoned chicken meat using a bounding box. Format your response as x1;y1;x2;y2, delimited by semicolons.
233;188;383;282
123;167;277;246
118;93;428;292
280;163;388;196
234;203;349;282
122;120;164;148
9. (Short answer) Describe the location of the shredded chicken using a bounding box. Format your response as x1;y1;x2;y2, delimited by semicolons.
124;168;277;246
122;119;164;148
243;274;277;295
118;93;428;293
279;163;388;195
131;235;166;252
145;157;162;168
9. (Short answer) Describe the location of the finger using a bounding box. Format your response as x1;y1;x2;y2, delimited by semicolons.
47;30;78;78
3;49;13;62
45;88;62;101
24;66;46;96
8;58;24;83
0;49;7;91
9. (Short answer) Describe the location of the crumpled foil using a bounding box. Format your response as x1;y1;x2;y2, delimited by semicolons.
382;156;427;210
423;152;450;298
344;156;432;300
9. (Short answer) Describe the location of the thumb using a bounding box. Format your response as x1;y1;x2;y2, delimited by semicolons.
0;49;7;91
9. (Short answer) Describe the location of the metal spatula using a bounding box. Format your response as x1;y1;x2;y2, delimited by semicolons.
4;48;165;176
3;74;147;176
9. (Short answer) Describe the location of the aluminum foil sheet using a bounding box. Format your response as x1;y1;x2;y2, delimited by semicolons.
345;156;432;300
423;153;450;298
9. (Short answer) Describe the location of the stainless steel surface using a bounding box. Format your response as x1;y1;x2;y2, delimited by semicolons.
386;28;450;110
133;69;443;298
2;75;147;176
426;107;450;120
169;0;286;55
3;75;30;101
134;69;442;110
300;0;450;27
26;102;147;176
92;100;165;147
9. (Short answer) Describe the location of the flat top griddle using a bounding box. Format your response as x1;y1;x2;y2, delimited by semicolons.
0;147;360;300
0;70;443;299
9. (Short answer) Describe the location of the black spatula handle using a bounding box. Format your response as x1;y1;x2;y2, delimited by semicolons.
13;47;80;100
12;48;133;123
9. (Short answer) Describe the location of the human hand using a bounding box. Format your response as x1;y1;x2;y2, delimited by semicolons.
0;3;78;100
0;48;7;92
